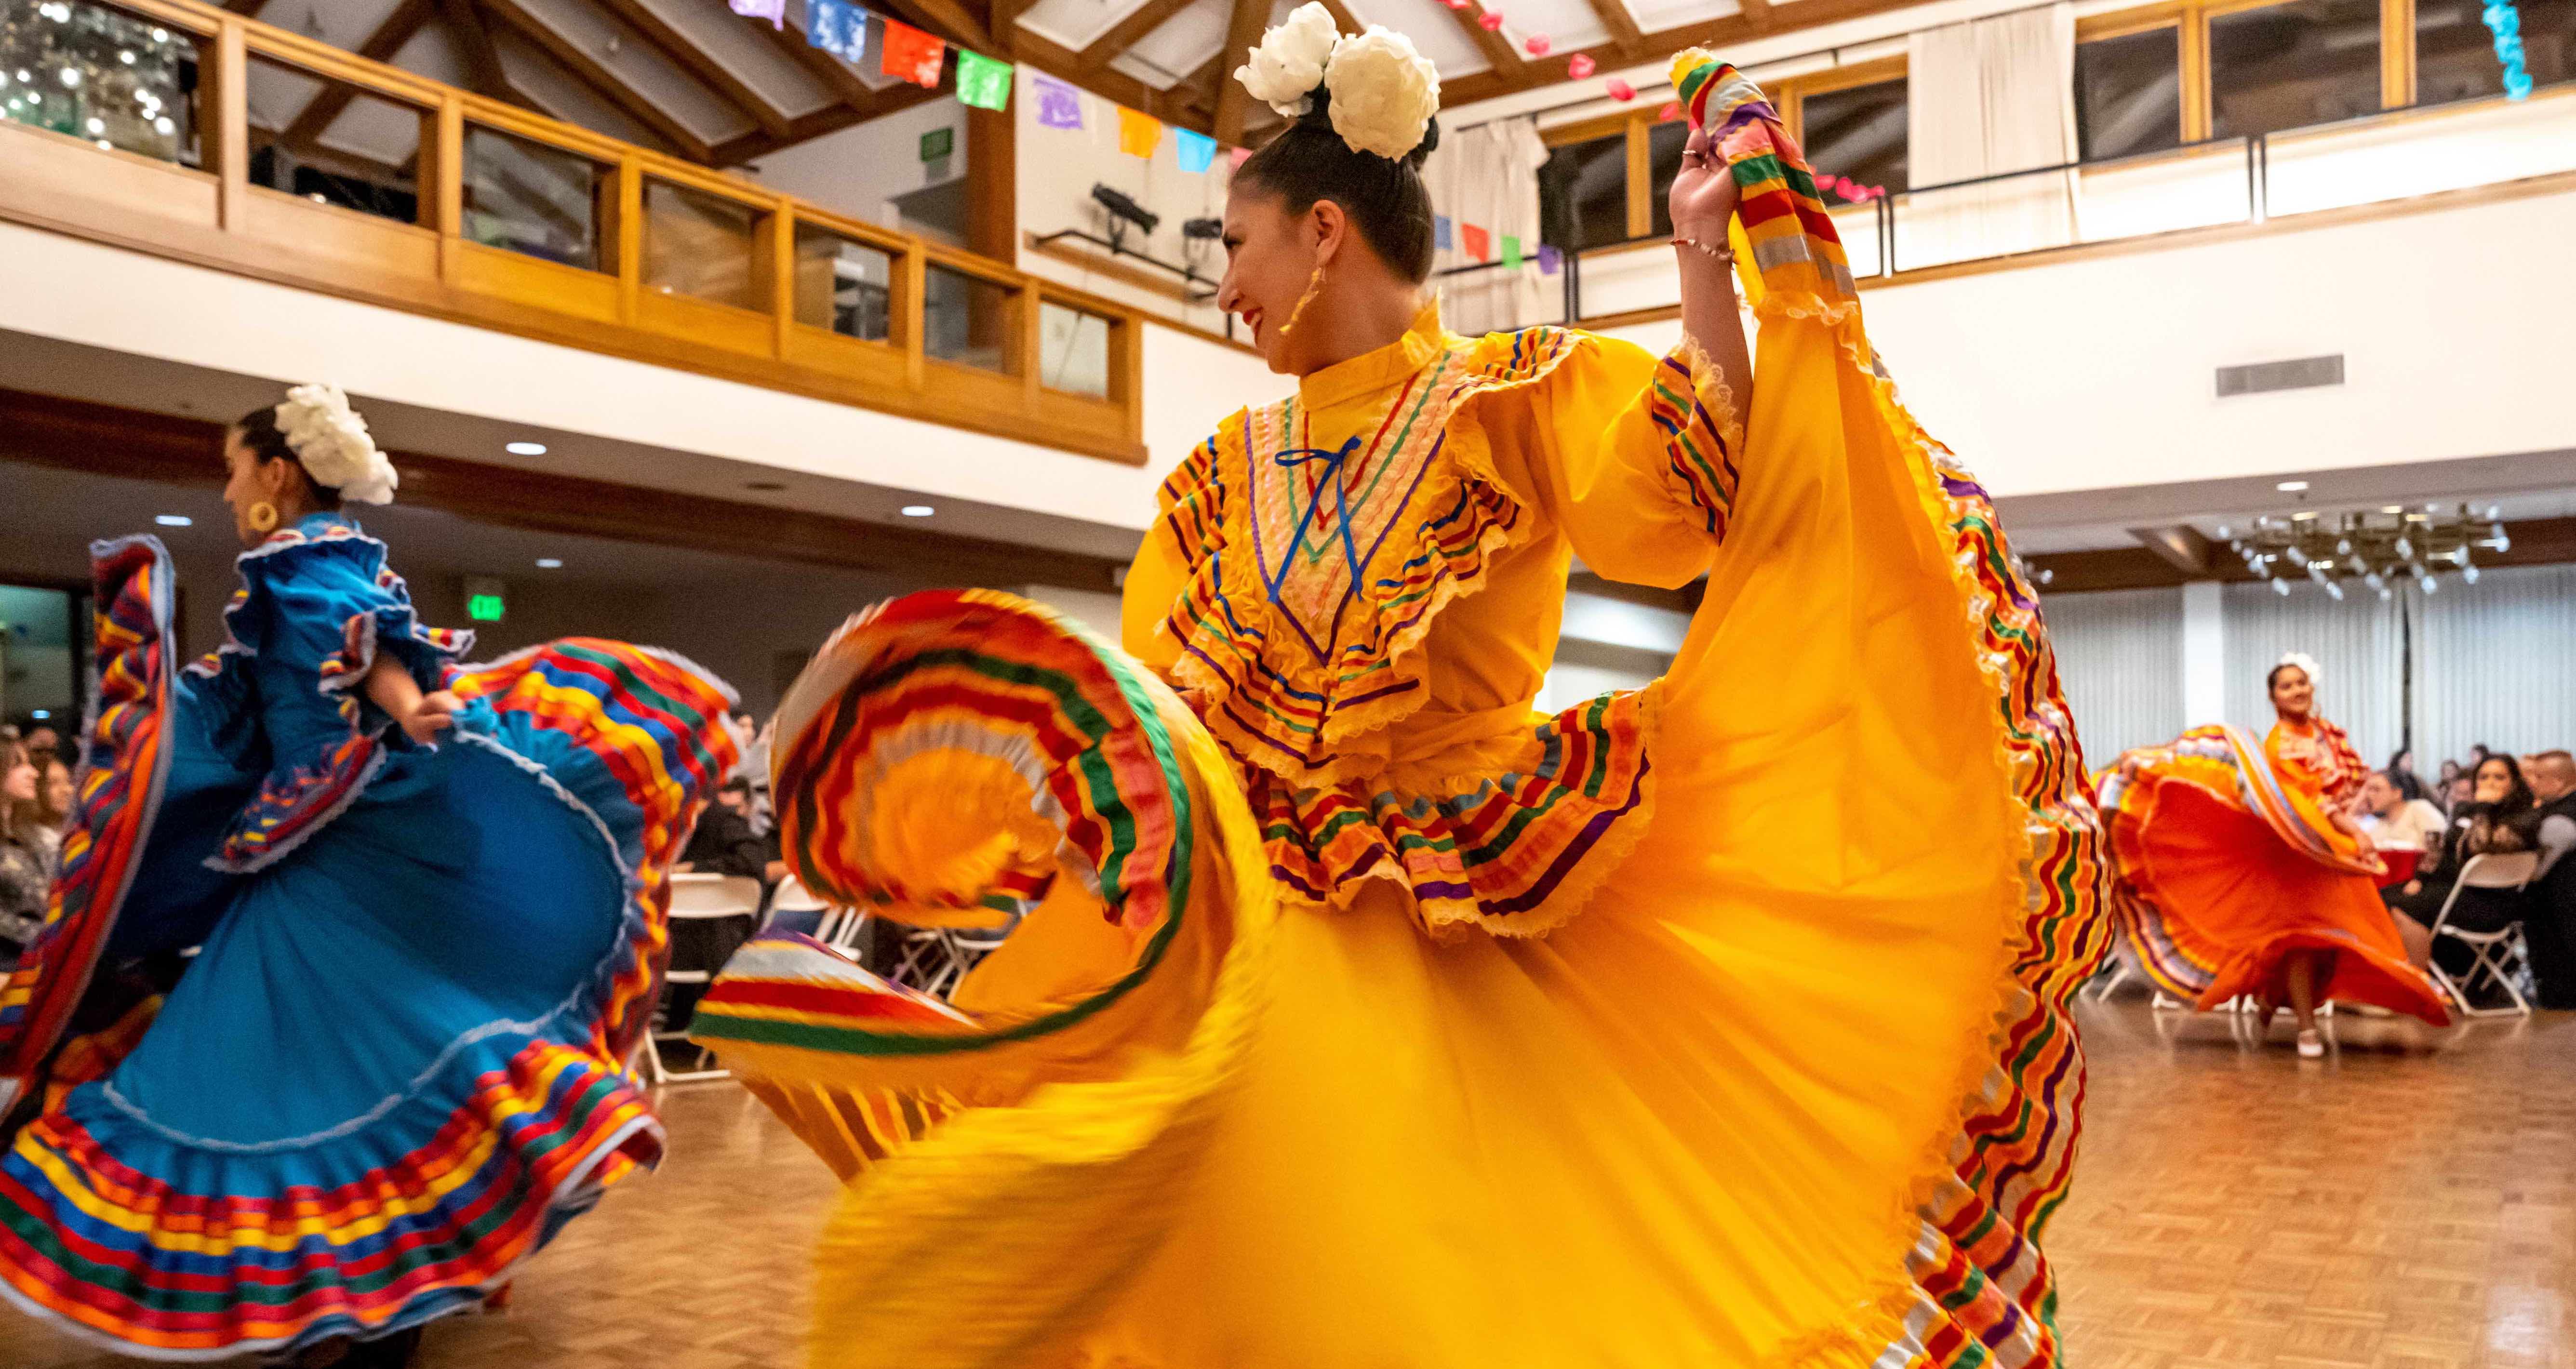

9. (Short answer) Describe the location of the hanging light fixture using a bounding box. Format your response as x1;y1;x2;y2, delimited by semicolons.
2231;503;2496;595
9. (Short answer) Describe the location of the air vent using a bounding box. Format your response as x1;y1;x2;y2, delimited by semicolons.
2216;355;2344;397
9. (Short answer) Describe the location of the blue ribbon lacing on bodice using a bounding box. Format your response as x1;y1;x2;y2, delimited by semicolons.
1263;436;1365;609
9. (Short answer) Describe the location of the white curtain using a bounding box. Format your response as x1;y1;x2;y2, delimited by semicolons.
2040;587;2185;763
1422;118;1548;335
2410;565;2576;771
2222;580;2407;764
1902;3;2079;268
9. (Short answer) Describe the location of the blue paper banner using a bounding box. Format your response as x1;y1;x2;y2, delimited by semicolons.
1175;128;1217;173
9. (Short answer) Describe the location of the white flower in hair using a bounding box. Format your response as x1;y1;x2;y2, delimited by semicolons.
1322;25;1441;160
277;383;399;505
1235;1;1339;118
2276;651;2323;688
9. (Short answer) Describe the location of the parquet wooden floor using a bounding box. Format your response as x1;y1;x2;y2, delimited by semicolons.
3;997;2570;1368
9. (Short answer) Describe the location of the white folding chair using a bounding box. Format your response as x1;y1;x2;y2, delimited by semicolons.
2428;851;2541;1019
767;872;828;930
646;872;765;1084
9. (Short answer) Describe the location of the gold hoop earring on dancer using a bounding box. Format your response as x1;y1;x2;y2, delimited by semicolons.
1276;264;1325;340
246;501;279;534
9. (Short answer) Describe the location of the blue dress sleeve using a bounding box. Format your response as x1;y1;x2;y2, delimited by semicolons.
206;523;472;872
230;529;473;737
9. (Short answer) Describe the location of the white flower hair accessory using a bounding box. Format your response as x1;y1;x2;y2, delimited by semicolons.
276;383;398;505
1323;26;1441;160
2275;651;2323;688
1235;2;1339;119
1234;3;1442;160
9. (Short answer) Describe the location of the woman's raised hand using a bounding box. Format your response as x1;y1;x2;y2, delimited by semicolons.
1667;125;1742;243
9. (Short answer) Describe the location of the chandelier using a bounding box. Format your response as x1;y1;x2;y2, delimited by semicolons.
2221;504;2510;599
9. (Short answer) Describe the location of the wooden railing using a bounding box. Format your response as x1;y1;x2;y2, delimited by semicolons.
0;0;1148;464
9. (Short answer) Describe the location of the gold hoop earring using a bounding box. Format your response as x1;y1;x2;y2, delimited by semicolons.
246;501;280;534
1276;264;1326;340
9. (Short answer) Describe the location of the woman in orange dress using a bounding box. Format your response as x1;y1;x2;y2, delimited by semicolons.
2103;653;2446;1055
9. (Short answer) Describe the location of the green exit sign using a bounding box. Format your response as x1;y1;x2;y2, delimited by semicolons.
463;575;507;624
920;126;953;162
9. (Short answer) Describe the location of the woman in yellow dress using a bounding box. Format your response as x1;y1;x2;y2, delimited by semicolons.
691;16;2109;1368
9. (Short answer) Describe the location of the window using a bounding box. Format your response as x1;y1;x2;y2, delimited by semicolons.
247;56;428;225
923;263;1015;373
792;225;893;342
2415;0;2574;103
0;0;198;165
2208;0;2384;138
2076;26;2186;159
1799;77;1909;194
1039;301;1115;399
462;126;613;271
644;179;764;311
1645;118;1690;237
1537;132;1629;252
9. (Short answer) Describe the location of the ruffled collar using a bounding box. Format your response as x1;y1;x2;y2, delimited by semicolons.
1296;304;1451;412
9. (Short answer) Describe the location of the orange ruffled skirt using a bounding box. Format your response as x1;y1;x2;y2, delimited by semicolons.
2102;726;2446;1022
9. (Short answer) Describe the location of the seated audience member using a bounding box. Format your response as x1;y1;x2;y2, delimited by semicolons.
678;776;787;885
667;776;783;1029
2389;755;2543;985
24;754;72;867
2523;750;2576;1008
20;725;60;766
2443;772;2475;813
2356;771;2446;851
0;743;50;967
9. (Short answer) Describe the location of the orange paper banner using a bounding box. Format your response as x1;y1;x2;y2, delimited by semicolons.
1117;107;1162;159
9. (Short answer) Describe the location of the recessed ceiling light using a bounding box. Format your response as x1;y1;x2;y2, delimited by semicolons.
744;480;787;492
900;505;934;518
154;514;192;527
535;558;563;569
2276;480;2309;492
2381;505;2403;514
506;440;547;456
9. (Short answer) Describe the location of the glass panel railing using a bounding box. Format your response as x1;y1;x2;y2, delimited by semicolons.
2072;139;2254;241
923;262;1015;374
462;124;612;271
644;178;765;310
247;54;428;225
1038;300;1113;398
792;223;893;342
0;0;199;165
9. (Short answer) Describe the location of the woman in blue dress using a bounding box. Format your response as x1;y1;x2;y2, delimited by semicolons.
0;385;738;1364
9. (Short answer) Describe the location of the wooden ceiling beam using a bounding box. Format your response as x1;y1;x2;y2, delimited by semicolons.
589;0;793;139
222;0;270;14
1317;0;1364;34
438;0;515;102
280;0;436;151
711;80;950;165
1077;0;1203;71
1582;0;1645;53
989;0;1034;54
1441;0;1925;107
1210;0;1271;145
1448;2;1529;82
878;0;995;52
482;0;716;161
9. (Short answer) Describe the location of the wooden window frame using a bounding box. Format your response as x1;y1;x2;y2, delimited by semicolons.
2083;0;2427;148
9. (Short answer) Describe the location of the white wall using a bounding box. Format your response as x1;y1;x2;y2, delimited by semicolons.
747;96;969;232
1599;179;2576;502
1011;66;1238;336
0;221;1276;534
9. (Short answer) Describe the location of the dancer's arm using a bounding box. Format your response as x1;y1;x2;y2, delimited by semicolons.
1668;122;1750;412
365;654;461;745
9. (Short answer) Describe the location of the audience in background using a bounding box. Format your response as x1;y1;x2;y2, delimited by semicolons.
0;742;53;966
2357;771;2447;851
2521;751;2576;1008
20;725;60;766
2388;755;2543;991
677;776;786;886
25;755;72;867
2443;773;2476;812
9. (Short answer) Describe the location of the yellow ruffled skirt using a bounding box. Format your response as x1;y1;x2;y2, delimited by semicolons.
691;60;2108;1369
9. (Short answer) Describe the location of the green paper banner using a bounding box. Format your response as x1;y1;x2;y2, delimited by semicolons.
956;49;1013;112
